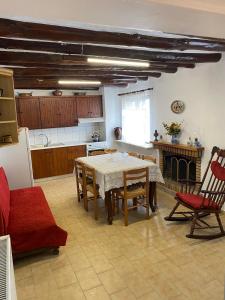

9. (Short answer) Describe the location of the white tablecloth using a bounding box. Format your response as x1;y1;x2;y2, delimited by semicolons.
77;153;164;198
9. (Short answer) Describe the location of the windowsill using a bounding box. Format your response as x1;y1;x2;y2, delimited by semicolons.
114;140;153;149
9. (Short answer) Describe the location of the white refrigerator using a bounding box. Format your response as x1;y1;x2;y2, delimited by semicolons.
0;127;34;189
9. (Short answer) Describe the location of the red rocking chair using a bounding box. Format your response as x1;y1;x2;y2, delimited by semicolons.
165;146;225;239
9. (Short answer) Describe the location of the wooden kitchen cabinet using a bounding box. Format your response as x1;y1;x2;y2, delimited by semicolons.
67;145;86;172
15;95;102;129
76;95;103;118
31;148;55;179
16;96;42;129
39;97;78;128
31;144;87;179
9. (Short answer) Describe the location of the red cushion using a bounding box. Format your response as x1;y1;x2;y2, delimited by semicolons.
8;186;67;254
176;192;219;210
0;167;10;235
211;161;225;181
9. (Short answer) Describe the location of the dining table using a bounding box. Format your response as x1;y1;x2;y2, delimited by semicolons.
76;152;164;224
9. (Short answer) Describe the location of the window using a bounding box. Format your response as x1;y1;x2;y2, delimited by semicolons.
121;91;150;144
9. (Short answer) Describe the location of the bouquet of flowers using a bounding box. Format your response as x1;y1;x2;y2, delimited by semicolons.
91;131;101;142
162;122;182;136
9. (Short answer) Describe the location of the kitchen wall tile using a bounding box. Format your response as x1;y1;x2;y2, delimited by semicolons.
29;123;105;145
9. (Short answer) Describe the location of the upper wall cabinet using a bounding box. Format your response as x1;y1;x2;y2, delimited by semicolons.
15;95;103;129
77;96;103;118
17;96;42;129
0;68;18;145
39;97;77;128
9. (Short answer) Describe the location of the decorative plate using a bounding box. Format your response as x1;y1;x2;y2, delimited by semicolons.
171;100;185;114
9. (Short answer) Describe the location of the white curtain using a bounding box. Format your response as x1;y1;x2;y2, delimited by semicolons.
121;91;150;144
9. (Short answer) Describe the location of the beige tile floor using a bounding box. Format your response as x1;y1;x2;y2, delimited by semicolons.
14;176;225;300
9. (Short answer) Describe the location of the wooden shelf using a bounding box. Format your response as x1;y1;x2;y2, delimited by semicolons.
0;120;17;124
0;67;18;146
0;97;14;101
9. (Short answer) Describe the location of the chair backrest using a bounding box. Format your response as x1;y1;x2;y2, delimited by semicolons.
128;152;140;158
0;167;10;235
123;167;149;197
74;160;84;180
83;165;98;196
142;155;157;164
89;150;106;156
199;147;225;210
104;149;117;154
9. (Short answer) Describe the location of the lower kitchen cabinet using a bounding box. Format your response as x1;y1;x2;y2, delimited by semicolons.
31;145;87;179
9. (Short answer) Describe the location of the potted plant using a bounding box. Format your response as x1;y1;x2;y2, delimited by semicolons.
162;121;182;144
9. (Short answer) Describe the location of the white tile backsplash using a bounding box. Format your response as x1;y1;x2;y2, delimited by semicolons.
29;123;105;146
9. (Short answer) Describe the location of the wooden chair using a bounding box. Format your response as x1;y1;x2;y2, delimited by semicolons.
165;146;225;239
83;165;100;220
74;160;85;203
128;152;140;158
115;167;149;226
104;148;117;154
142;154;157;164
89;150;106;156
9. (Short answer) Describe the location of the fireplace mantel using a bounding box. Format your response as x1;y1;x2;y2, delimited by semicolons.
151;141;204;158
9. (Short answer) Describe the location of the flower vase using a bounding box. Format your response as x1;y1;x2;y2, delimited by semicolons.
171;135;179;144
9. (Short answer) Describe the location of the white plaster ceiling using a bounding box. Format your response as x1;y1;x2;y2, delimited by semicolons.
1;0;225;39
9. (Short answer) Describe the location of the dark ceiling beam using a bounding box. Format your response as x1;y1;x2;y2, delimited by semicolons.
12;68;161;78
0;38;219;67
14;76;143;82
0;51;220;66
0;61;195;69
14;79;128;89
0;18;225;51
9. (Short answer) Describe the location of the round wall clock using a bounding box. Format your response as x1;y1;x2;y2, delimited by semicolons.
171;100;185;114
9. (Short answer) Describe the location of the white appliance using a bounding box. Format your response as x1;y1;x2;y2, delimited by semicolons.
87;141;108;156
0;235;17;300
0;127;34;189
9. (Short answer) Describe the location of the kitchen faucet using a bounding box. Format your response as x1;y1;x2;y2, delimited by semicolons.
38;133;49;147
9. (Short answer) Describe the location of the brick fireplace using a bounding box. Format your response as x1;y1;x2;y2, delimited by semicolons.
152;141;204;191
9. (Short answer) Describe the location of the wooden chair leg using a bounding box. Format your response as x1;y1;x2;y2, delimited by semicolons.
216;212;225;234
187;212;198;237
146;200;150;219
83;191;88;211
124;199;128;226
94;194;98;220
164;202;180;221
132;197;138;210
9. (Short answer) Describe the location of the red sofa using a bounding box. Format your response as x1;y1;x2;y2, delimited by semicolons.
0;167;67;256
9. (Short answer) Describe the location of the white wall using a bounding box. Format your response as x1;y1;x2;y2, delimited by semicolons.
102;86;121;147
104;57;225;175
151;57;225;173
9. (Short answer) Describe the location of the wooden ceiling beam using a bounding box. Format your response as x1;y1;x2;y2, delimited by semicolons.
0;38;218;66
14;76;146;82
0;51;220;66
0;18;225;52
14;79;128;89
12;68;161;78
0;61;195;69
9;65;177;74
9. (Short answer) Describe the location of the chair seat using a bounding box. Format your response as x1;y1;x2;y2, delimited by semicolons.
176;192;219;210
86;183;99;195
118;186;146;199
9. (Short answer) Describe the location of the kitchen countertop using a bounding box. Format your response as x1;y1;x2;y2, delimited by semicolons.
30;140;107;151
